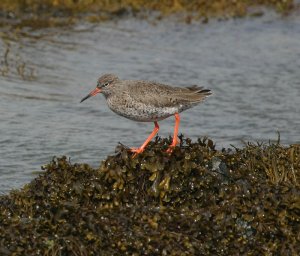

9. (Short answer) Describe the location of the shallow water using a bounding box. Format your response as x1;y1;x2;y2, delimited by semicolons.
0;13;300;193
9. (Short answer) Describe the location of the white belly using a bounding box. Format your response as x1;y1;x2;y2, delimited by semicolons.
109;103;179;122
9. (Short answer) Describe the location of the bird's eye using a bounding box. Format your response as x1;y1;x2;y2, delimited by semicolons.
103;82;109;87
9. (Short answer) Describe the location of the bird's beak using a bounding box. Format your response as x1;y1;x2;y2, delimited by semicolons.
80;87;101;103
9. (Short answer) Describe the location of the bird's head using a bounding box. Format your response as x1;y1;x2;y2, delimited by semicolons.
80;74;119;103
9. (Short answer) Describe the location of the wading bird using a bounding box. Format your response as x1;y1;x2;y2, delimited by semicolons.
81;74;211;157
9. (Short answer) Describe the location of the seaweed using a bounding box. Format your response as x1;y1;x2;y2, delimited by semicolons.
0;136;299;255
0;0;296;28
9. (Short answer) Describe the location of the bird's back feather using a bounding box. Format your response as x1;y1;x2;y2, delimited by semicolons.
118;80;211;108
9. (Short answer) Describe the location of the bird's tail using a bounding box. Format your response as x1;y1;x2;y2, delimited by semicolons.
185;86;212;103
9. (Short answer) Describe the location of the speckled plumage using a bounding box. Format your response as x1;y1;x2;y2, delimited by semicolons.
81;73;212;156
98;74;211;122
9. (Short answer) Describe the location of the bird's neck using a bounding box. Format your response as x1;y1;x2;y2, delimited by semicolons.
101;90;111;99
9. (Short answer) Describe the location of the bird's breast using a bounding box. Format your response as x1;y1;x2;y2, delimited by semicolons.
106;97;180;122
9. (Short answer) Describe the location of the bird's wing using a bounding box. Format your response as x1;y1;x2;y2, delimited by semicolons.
121;81;211;108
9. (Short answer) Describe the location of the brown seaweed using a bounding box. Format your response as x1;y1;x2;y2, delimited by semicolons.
0;0;296;28
0;136;299;255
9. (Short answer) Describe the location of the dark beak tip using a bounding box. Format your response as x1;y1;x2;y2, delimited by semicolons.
80;94;91;103
80;87;100;103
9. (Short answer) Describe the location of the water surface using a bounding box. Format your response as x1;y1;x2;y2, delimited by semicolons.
0;13;299;193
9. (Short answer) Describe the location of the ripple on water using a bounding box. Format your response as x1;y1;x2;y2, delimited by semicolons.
0;14;300;192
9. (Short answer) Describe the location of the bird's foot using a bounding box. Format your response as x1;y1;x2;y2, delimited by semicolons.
166;146;175;154
166;140;178;154
130;147;144;158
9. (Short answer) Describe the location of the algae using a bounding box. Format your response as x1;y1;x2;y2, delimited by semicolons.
0;137;299;255
0;0;296;28
0;38;36;79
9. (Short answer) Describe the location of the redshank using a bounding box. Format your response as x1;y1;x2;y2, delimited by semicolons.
81;74;211;157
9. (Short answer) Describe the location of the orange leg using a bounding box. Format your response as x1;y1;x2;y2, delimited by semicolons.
166;113;180;153
131;121;159;157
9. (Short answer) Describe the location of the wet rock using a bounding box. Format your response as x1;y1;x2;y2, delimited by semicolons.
0;137;299;255
0;0;296;28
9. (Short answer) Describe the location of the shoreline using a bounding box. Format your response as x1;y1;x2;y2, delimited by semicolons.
0;0;297;28
0;137;299;254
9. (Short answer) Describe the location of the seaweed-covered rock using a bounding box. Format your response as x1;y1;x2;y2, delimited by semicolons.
0;137;299;255
0;0;296;28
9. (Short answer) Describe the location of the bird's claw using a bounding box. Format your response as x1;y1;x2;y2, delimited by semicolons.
130;147;144;158
166;140;178;154
166;146;175;154
130;143;176;157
